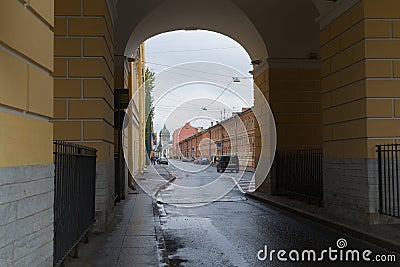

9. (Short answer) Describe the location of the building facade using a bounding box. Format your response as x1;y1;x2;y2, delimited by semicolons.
171;122;201;158
123;43;146;187
179;108;256;171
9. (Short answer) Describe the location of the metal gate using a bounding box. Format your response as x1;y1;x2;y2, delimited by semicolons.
275;148;323;205
377;144;400;218
53;141;97;266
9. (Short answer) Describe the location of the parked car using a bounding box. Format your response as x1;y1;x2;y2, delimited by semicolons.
193;158;200;164
182;157;194;162
158;157;168;165
217;155;239;173
199;158;210;165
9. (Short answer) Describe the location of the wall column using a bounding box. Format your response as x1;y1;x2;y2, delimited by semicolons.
0;0;54;265
254;62;322;193
53;0;115;231
320;0;400;222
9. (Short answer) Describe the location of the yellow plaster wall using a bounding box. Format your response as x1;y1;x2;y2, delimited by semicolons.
53;0;114;162
0;0;54;71
0;112;52;167
254;68;322;153
321;0;400;158
269;69;322;150
0;0;54;167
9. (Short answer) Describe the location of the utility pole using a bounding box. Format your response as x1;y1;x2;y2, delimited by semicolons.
209;131;212;161
235;118;238;155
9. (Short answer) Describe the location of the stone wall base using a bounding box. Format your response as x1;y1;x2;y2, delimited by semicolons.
0;164;54;267
92;161;115;232
323;158;380;223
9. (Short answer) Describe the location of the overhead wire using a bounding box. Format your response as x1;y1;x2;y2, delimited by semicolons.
146;46;239;54
145;61;253;80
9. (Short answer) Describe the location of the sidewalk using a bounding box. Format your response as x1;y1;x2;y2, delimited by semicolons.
65;166;171;267
247;192;400;254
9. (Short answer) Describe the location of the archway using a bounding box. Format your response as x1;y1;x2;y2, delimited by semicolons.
3;1;399;265
114;0;323;203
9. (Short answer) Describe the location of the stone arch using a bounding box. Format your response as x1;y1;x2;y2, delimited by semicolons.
115;0;323;65
118;0;268;63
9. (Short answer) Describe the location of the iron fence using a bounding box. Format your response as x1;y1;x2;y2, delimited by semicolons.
54;141;97;266
377;144;400;218
275;148;323;205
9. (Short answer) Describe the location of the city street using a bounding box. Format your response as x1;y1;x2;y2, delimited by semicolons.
156;159;254;206
155;160;399;267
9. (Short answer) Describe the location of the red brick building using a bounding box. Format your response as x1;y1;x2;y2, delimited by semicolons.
179;108;255;171
171;122;200;158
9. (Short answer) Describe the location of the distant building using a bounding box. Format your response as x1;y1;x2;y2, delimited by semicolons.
171;122;201;158
159;124;170;145
158;125;171;157
179;108;255;171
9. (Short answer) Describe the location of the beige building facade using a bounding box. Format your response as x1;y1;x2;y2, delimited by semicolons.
1;0;400;265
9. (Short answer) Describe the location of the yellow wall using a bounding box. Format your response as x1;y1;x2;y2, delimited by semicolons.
321;0;400;158
0;0;53;167
270;69;321;150
253;71;268;169
114;42;146;180
254;68;322;151
253;66;321;193
138;44;146;172
53;0;114;162
0;112;53;167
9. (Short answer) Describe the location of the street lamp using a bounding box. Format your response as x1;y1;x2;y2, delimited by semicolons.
194;77;241;124
204;77;241;110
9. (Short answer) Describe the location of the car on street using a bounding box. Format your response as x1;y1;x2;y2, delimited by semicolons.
216;155;239;172
199;158;210;165
182;157;195;162
158;157;168;165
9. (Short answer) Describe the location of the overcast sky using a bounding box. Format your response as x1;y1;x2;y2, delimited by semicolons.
144;30;254;135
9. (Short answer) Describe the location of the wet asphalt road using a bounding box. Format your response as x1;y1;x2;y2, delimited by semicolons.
156;160;399;267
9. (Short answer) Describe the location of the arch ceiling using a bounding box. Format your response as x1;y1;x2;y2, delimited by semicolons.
115;0;332;65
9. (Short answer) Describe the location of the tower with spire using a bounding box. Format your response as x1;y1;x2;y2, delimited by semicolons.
159;124;170;145
158;125;171;157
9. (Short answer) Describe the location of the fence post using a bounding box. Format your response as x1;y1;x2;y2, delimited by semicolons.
377;145;383;213
396;143;400;217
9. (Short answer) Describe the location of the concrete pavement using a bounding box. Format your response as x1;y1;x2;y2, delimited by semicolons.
64;166;171;267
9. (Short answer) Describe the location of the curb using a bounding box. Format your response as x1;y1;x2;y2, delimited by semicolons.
153;202;171;267
152;167;176;199
246;192;400;254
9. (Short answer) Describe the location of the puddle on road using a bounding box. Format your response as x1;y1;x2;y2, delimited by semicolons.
163;234;188;266
158;216;248;266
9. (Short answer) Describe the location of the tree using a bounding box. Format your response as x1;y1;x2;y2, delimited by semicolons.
145;68;155;162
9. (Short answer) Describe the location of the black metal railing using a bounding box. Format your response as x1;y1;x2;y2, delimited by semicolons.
275;148;323;205
377;144;400;218
54;141;97;266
